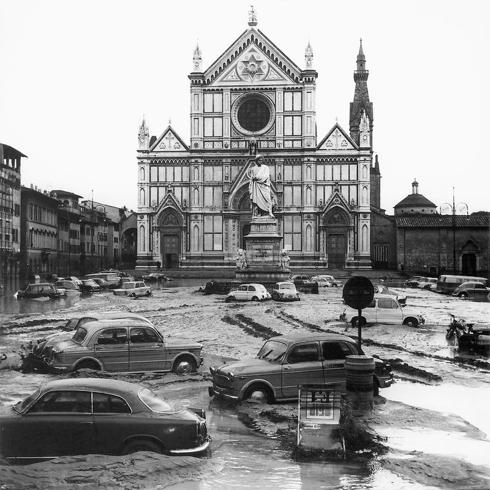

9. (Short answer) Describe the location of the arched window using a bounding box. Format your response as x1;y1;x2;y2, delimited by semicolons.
306;186;312;205
194;166;199;181
305;224;313;252
362;186;368;205
139;167;145;181
193;188;199;206
361;224;368;252
139;224;146;251
139;188;146;206
192;224;199;251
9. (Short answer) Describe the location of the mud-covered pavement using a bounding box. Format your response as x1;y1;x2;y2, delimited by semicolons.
0;283;489;489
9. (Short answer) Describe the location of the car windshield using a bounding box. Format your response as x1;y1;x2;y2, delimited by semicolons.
122;283;135;289
257;340;287;362
14;388;40;413
72;327;88;344
139;388;174;413
280;284;294;290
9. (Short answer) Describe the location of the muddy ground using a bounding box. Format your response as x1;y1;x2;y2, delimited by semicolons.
0;284;489;489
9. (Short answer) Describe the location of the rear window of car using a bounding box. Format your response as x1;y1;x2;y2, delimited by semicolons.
93;392;131;414
72;327;88;343
138;388;173;413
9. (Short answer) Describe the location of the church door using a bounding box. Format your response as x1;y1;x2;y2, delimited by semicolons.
462;253;476;276
327;234;346;268
161;235;180;269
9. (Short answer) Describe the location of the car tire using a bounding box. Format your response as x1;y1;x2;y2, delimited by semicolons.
146;291;151;296
351;316;366;328
403;317;419;328
172;356;197;375
244;384;272;404
130;293;136;298
74;360;100;371
458;292;468;299
122;439;162;455
251;296;259;302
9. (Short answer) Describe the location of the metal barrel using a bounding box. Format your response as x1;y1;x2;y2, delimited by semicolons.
345;355;375;411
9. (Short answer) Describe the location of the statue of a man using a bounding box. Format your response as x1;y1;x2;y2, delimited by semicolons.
248;155;273;217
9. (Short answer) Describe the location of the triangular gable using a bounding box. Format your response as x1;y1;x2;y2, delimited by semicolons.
150;126;189;152
321;186;352;215
154;190;184;219
318;123;358;151
204;28;302;86
214;45;294;85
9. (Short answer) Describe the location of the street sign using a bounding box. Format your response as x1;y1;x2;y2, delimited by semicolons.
342;276;374;350
342;276;374;310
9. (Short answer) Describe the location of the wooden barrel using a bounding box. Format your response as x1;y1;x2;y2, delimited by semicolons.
345;355;375;411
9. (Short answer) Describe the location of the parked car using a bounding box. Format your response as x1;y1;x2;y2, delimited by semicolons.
142;272;169;282
416;277;438;290
35;318;203;374
61;276;83;287
225;283;270;302
374;284;407;305
310;275;342;287
209;333;393;403
80;279;102;294
452;281;490;300
340;294;425;328
271;282;300;301
113;281;152;297
16;283;61;300
436;274;488;294
404;276;425;288
0;378;210;461
54;280;80;293
290;275;319;294
85;272;121;288
203;280;241;295
91;277;111;289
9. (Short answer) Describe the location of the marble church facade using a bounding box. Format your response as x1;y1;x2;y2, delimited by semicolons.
136;12;376;270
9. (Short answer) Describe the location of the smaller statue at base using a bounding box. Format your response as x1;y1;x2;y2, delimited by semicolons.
236;248;248;270
280;249;290;269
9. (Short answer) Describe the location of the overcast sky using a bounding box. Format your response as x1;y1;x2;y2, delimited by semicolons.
1;0;488;214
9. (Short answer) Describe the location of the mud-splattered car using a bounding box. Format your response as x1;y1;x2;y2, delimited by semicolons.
0;378;210;461
271;282;300;301
37;318;203;374
16;283;61;300
209;333;393;403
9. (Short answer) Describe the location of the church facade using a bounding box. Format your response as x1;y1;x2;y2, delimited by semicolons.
136;11;376;270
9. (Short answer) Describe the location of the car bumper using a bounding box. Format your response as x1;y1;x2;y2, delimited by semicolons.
208;385;239;401
169;437;211;455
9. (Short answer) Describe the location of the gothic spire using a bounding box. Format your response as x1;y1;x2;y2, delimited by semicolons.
305;42;313;69
138;117;149;150
248;5;258;26
192;43;202;72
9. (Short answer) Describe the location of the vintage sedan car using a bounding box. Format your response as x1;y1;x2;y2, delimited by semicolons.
113;281;151;297
142;272;169;282
290;275;319;294
310;275;342;287
271;282;300;301
61;276;83;287
37;318;203;374
0;378;209;461
374;284;407;305
80;279;102;293
452;281;490;300
404;276;425;288
54;279;81;293
91;277;111;289
16;283;61;300
209;333;393;403
225;283;270;302
340;294;425;328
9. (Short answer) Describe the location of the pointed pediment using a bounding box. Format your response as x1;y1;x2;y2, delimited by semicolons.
318;123;358;151
150;126;189;153
153;191;184;224
204;28;302;86
322;187;352;215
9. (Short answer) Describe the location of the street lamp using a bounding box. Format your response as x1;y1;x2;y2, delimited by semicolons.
440;187;468;274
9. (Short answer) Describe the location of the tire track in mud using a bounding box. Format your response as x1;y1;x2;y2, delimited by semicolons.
222;313;280;339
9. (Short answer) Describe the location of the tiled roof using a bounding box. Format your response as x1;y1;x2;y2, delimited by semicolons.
394;193;437;208
396;213;490;228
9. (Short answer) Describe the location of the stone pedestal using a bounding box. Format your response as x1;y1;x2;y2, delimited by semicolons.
236;216;290;282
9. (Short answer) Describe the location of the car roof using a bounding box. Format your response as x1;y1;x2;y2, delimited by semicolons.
276;281;294;285
269;333;356;344
32;282;54;286
80;319;155;332
77;312;150;321
38;377;142;396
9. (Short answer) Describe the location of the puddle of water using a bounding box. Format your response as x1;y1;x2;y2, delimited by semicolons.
386;380;490;439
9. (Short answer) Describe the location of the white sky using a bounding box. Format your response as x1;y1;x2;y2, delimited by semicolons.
1;0;489;213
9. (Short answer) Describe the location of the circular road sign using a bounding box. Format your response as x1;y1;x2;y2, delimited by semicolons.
342;276;375;310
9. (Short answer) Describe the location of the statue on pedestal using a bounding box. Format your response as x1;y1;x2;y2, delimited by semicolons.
280;249;290;269
248;154;273;218
236;248;248;269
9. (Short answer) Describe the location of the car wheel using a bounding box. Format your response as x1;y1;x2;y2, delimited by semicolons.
351;316;366;328
251;296;259;302
74;360;100;371
146;290;151;296
458;292;468;299
172;356;197;375
122;439;162;455
130;292;136;298
403;317;419;328
244;384;272;404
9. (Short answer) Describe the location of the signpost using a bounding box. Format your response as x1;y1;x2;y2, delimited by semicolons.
342;276;375;350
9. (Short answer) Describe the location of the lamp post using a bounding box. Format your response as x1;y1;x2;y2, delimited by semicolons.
440;187;468;274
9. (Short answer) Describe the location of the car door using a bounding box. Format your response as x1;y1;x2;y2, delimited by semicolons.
376;297;402;324
92;391;133;454
361;300;376;323
93;328;129;371
236;285;248;301
281;342;324;399
129;327;166;371
247;285;257;300
8;390;94;458
322;341;357;387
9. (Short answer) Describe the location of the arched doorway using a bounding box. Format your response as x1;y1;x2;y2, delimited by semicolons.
461;240;479;276
159;210;183;269
324;209;350;268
